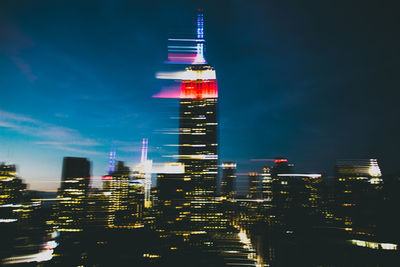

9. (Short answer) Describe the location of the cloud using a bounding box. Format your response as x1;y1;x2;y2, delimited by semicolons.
0;22;37;82
0;109;102;155
0;110;37;123
9;55;37;82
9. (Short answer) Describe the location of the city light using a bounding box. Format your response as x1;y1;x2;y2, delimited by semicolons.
0;5;398;267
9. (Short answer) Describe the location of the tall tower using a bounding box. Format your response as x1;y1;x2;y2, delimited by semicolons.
178;13;219;228
103;161;131;228
56;157;91;232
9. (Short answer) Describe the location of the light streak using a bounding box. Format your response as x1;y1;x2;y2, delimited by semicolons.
0;204;22;208
168;38;205;42
156;69;216;80
165;154;218;160
277;174;322;178
3;249;54;264
0;219;17;223
349;239;398;250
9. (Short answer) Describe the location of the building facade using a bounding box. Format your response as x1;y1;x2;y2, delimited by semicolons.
220;162;237;199
54;157;91;232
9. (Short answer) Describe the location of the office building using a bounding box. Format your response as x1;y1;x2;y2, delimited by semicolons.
0;163;27;205
271;173;323;228
261;166;272;200
175;13;221;230
54;157;91;232
220;162;236;199
271;158;292;178
334;159;383;228
247;172;259;199
103;161;140;228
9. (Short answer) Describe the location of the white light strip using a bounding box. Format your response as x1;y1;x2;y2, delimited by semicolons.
156;69;216;80
277;174;322;178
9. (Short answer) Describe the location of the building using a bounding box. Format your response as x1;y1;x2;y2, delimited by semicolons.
334;159;384;229
247;172;259;199
175;13;221;230
270;158;292;179
271;173;323;228
103;161;142;228
261;166;272;201
220;162;236;199
86;188;109;229
0;163;27;205
54;157;91;232
0;163;33;225
0;164;47;264
156;163;188;228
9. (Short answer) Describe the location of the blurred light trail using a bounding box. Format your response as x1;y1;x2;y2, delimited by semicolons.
277;174;322;178
152;85;181;98
156;69;216;80
249;159;276;162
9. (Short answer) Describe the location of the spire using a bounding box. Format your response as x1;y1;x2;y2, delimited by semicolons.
193;10;206;64
108;146;116;174
140;138;148;163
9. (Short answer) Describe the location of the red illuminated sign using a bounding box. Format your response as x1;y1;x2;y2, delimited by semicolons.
274;159;288;164
181;79;218;99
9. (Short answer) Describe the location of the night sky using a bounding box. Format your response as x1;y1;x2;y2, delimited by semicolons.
1;0;399;192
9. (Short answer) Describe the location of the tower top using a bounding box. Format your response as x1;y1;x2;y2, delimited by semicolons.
140;138;148;163
193;12;206;65
108;146;116;174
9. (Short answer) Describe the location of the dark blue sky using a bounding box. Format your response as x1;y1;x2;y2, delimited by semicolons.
1;0;399;191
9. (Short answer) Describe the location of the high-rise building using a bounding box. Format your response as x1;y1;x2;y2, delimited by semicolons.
220;162;236;199
156;163;188;228
54;157;91;232
271;158;292;178
247;172;259;199
271;173;323;228
176;13;220;229
103;161;141;228
0;163;26;205
334;159;383;228
0;163;33;225
0;164;46;264
261;166;272;200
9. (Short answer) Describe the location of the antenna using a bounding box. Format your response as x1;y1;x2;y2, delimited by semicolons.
108;146;116;174
140;138;148;163
193;10;206;64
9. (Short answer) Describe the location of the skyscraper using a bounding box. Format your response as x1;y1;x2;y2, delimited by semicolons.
0;163;32;225
271;173;323;228
261;166;272;200
0;163;26;205
176;13;220;229
271;158;292;179
55;157;91;232
103;161;140;228
221;162;237;199
247;172;259;199
334;159;383;228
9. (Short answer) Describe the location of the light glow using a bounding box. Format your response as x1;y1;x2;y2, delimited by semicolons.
181;78;218;99
349;239;398;250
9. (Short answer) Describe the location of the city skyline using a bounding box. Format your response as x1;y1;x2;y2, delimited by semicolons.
1;3;399;266
1;1;400;192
